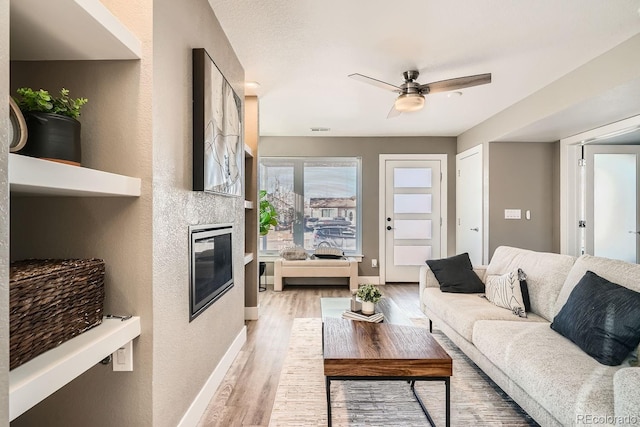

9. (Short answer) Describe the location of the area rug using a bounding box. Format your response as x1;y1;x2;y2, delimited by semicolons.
268;317;539;426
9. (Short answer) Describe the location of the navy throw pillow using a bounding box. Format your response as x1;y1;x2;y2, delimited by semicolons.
426;253;484;293
551;271;640;366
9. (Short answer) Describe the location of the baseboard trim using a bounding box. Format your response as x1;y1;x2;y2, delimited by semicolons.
244;305;259;320
177;325;247;427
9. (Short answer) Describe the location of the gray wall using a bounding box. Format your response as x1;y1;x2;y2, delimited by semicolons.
10;0;154;424
1;0;9;424
8;0;245;426
488;142;558;257
261;136;457;277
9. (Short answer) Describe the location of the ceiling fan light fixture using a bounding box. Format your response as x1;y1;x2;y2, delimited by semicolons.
394;93;425;112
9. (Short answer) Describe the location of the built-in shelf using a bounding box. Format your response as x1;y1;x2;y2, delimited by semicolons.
9;154;141;197
9;316;141;421
244;252;254;265
10;0;141;60
244;144;253;158
244;200;254;209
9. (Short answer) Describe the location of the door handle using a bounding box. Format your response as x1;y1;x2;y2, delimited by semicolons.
386;226;392;231
628;231;640;234
470;227;479;232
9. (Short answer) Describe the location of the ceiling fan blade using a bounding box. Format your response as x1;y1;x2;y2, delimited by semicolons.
349;73;401;92
387;104;401;119
420;73;491;94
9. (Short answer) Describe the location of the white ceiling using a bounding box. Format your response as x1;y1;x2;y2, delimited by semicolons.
208;0;640;138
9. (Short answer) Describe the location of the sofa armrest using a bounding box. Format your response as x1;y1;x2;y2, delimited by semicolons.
419;264;488;312
473;266;488;283
418;265;434;313
614;367;640;420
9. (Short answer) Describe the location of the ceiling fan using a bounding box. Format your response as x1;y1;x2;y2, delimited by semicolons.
349;70;491;118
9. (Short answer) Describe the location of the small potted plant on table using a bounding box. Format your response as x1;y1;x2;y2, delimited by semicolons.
356;284;382;315
13;87;88;166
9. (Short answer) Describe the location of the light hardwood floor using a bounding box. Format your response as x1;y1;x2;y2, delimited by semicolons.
196;282;425;426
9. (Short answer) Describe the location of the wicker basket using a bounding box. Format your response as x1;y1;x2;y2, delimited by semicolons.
9;259;105;370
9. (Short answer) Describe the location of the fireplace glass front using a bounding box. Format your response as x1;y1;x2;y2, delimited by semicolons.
189;224;233;321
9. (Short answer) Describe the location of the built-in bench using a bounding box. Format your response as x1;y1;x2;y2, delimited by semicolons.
274;257;358;292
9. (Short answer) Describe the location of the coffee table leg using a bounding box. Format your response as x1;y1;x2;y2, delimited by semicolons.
326;377;332;427
410;381;437;427
445;377;450;427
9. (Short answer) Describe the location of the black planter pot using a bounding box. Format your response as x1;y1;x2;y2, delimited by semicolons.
19;112;81;166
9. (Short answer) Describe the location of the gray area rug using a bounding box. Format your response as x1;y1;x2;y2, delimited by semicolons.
269;317;539;426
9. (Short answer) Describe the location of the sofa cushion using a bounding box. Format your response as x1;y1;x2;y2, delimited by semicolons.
551;271;640;366
426;253;485;293
486;246;576;321
473;320;619;426
556;254;640;316
422;287;546;342
485;268;529;318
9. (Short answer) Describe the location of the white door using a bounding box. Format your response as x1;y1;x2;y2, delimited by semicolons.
380;155;447;282
456;146;483;266
584;145;640;263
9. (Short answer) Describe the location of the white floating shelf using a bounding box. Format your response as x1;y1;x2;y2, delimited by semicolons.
244;144;254;158
10;0;141;60
244;252;254;265
9;154;141;197
9;316;141;421
244;200;254;209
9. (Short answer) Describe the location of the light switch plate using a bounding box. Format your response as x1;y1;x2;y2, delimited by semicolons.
504;209;522;220
112;340;134;371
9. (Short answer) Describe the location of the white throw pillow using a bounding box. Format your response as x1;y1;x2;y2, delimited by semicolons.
485;269;528;318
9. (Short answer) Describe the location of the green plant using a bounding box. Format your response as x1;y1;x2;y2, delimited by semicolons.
14;87;88;119
259;190;278;236
356;284;382;303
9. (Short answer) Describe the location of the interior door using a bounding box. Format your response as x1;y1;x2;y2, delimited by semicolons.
584;145;640;263
382;157;445;282
456;146;483;266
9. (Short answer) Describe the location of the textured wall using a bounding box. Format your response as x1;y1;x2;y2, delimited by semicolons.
1;0;10;424
260;136;457;277
488;142;557;257
152;0;245;426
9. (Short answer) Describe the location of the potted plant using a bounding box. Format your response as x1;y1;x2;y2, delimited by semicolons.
259;190;278;236
258;190;279;285
356;283;382;315
13;87;88;166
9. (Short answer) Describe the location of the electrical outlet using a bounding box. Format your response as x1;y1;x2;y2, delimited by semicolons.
371;259;378;268
112;340;134;372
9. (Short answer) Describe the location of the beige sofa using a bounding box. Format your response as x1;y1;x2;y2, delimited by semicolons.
419;246;640;426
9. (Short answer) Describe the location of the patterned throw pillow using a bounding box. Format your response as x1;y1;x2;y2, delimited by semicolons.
485;269;528;318
279;246;308;260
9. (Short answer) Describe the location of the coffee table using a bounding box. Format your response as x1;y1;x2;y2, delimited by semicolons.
321;298;452;427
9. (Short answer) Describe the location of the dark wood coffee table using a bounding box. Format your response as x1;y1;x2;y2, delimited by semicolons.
322;298;452;427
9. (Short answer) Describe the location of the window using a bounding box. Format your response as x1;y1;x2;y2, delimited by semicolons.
259;157;361;255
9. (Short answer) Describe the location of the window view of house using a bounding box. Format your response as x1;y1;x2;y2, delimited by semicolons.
259;157;361;254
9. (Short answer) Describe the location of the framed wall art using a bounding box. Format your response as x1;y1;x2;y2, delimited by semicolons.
192;48;243;196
